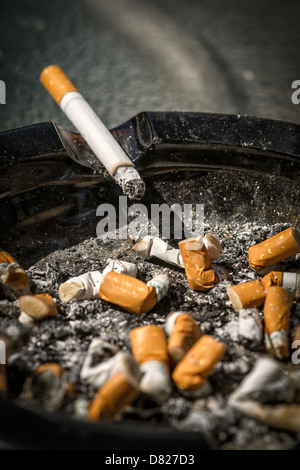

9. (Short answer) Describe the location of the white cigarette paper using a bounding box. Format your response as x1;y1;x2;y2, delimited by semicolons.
139;360;172;404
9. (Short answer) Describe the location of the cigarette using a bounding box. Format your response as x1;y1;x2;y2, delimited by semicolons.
227;278;266;312
98;271;169;314
88;370;140;421
0;251;29;290
178;237;226;290
229;356;300;433
262;271;300;298
40;65;145;200
248;226;300;272
165;312;202;369
132;233;222;269
81;338;140;389
263;286;293;359
18;293;58;320
59;259;137;302
172;335;226;398
130;325;171;404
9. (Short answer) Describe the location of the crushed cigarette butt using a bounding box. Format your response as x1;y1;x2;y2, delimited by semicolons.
130;325;171;404
165;312;202;369
172;335;226;398
88;370;140;421
98;272;169;314
263;286;293;359
0;251;29;290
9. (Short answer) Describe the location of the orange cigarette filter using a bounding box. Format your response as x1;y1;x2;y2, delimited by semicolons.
172;335;226;392
19;293;58;320
167;313;202;369
88;370;140;421
98;271;157;315
0;251;29;289
130;325;169;368
178;238;218;291
261;271;283;289
227;278;266;312
263;286;293;359
248;226;300;272
36;363;64;378
40;65;78;106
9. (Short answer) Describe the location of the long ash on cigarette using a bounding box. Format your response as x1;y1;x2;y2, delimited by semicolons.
1;165;300;448
40;66;145;201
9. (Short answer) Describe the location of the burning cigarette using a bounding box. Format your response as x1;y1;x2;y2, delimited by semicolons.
165;312;202;369
18;293;58;320
227;278;266;312
99;272;169;315
0;251;29;290
40;65;145;200
132;233;222;268
88;369;140;421
172;335;226;398
58;259;137;302
81;338;139;389
263;286;293;359
248;226;300;273
262;270;300;298
178;237;228;291
130;325;171;404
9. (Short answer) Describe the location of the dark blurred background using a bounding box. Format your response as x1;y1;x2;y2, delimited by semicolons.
0;0;299;132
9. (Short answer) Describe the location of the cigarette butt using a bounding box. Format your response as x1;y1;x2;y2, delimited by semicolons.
59;271;104;302
165;312;202;369
88;370;140;421
172;335;226;396
178;237;218;291
19;293;58;320
263;286;293;359
130;325;171;403
203;233;223;261
227;278;266;312
0;251;29;289
40;65;145;200
0;365;7;394
98;271;169;314
36;363;64;378
262;271;300;298
248;226;300;272
102;259;138;278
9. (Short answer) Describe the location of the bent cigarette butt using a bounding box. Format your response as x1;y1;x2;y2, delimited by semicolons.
0;251;29;290
36;363;64;378
227;278;266;312
133;236;184;268
165;312;202;369
88;370;140;421
248;226;300;272
172;335;226;397
263;286;293;359
19;293;58;320
203;233;223;261
178;237;218;291
98;271;169;315
102;259;138;278
130;325;171;403
40;65;145;200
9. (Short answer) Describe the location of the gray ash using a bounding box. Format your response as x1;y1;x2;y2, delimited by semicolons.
0;170;300;450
